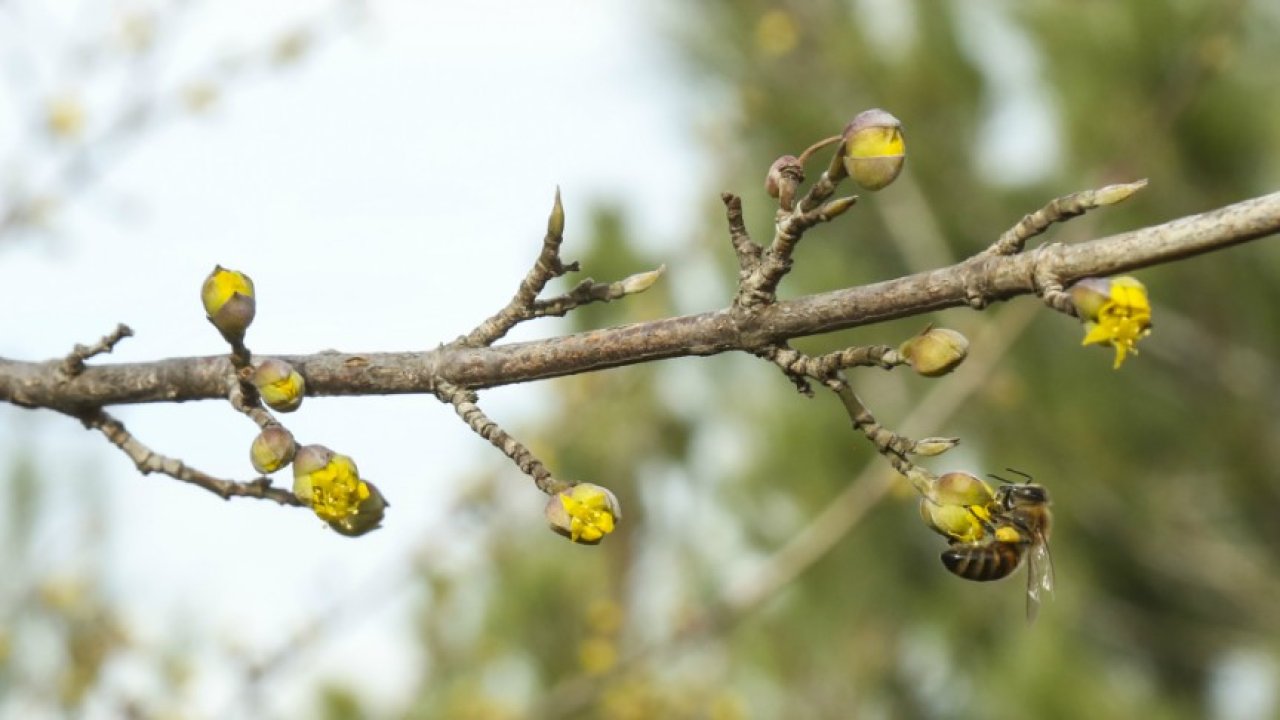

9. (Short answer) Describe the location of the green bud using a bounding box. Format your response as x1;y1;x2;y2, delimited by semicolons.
252;358;306;413
548;188;565;237
911;436;961;457
898;327;969;377
250;425;296;474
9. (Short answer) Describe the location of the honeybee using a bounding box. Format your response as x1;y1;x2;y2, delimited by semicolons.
940;470;1055;621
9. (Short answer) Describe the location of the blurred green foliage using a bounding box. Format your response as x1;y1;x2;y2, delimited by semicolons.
399;1;1280;718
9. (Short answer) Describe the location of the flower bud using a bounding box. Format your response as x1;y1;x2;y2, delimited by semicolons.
545;483;621;545
250;425;296;474
548;188;565;237
898;327;969;377
930;471;996;507
841;108;905;191
620;265;666;295
765;155;803;210
920;471;997;544
327;479;388;537
201;266;256;342
252;358;305;413
911;436;961;457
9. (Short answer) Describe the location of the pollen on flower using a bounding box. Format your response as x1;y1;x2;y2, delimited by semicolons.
1080;275;1152;369
304;454;370;524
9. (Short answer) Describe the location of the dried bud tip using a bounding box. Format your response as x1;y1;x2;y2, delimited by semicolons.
765;155;804;208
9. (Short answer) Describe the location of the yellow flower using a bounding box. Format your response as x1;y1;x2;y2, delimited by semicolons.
252;358;306;412
46;96;85;139
200;265;256;342
545;483;621;544
1077;276;1152;369
292;445;384;533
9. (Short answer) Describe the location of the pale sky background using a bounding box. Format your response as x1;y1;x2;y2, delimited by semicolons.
0;1;706;716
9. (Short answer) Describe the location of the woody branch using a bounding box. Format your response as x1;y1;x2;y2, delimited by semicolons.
3;188;1278;411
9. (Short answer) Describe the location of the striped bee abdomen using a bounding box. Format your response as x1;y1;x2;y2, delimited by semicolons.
941;541;1024;582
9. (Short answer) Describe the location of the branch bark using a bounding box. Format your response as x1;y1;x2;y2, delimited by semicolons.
3;190;1278;411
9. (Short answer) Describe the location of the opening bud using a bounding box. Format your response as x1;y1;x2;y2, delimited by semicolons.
201;266;256;342
250;425;296;474
841;109;905;191
1073;275;1152;369
920;471;997;543
252;358;306;413
545;483;621;545
292;445;380;531
898;327;969;377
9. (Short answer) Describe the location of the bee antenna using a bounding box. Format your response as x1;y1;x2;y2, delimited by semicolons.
987;472;1013;485
1004;467;1035;484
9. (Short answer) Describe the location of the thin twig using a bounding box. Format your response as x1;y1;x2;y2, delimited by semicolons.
984;180;1148;256
79;408;302;505
433;379;566;495
528;266;666;319
461;188;577;347
59;323;134;378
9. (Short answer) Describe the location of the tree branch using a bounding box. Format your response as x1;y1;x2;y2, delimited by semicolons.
3;190;1278;411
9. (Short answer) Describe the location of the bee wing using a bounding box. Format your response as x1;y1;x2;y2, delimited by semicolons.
1024;535;1055;623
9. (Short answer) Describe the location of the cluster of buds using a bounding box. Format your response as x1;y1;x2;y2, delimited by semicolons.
201;266;389;536
1070;275;1152;369
292;445;388;536
544;483;621;545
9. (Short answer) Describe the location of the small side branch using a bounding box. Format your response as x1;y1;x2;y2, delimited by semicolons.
60;323;133;378
984;179;1148;256
528;266;666;320
80;408;302;506
462;188;577;347
434;379;566;495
